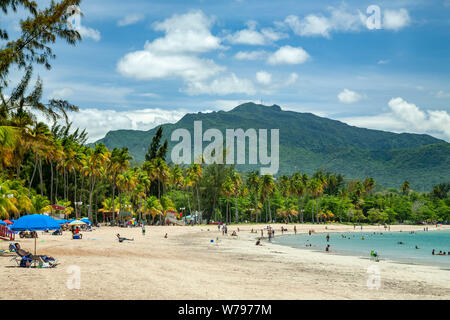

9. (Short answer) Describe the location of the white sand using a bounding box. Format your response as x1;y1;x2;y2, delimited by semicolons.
0;223;449;300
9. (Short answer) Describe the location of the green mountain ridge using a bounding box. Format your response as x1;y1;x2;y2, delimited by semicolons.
93;102;450;191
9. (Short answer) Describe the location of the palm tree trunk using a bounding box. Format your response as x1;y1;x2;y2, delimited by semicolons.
50;161;54;204
55;167;59;202
28;154;38;194
268;198;272;222
38;158;43;197
88;176;95;220
73;168;77;218
234;194;239;224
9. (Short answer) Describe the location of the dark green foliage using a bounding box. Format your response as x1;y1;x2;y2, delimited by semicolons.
94;102;450;191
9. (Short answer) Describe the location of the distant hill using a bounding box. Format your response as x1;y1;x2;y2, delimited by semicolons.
93;102;450;191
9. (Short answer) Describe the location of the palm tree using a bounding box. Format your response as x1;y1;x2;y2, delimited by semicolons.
401;180;410;195
230;170;242;223
108;147;133;223
260;175;275;223
144;196;163;224
169;165;184;191
246;171;260;222
187;163;202;216
84;143;110;221
25;122;53;195
290;172;307;223
221;177;234;223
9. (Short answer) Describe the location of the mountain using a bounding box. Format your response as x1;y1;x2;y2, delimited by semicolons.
93;102;450;191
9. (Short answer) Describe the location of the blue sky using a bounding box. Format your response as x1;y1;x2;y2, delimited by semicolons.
3;0;450;142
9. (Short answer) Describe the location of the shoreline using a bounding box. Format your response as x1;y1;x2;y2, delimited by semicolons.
1;223;449;300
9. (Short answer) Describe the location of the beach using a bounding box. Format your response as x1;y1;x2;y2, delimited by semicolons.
0;224;449;300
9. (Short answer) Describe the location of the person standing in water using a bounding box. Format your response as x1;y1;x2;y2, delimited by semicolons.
294;226;297;235
326;233;330;242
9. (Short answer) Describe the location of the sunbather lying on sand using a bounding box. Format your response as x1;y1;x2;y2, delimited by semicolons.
116;234;134;243
13;243;46;263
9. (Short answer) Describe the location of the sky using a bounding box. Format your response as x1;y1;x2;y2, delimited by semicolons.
2;0;450;142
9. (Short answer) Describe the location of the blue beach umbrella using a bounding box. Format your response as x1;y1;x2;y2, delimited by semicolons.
10;214;61;256
55;219;69;224
81;218;92;225
0;221;6;226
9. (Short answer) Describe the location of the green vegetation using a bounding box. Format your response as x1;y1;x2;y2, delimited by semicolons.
1;1;449;225
95;103;450;191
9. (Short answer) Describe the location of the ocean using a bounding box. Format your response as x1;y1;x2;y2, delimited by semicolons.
273;229;450;269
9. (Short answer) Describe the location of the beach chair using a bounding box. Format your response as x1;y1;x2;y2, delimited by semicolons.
72;234;82;239
9;243;58;268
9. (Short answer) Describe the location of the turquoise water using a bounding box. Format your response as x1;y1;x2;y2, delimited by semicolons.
273;230;450;269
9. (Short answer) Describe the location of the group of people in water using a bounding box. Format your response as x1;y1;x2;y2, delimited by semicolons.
431;249;448;255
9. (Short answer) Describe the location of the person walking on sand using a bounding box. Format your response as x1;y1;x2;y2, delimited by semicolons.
294;226;297;235
142;224;146;236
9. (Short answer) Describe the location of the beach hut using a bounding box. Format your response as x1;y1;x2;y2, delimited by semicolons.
10;214;61;257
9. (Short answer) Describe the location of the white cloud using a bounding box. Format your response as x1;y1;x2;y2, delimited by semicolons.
234;50;267;60
117;14;145;27
285;72;299;85
378;59;390;65
184;73;257;96
256;71;272;85
284;6;410;37
49;88;74;100
383;9;411;31
437;90;450;98
225;20;287;45
338;89;364;104
117;10;225;83
267;46;310;65
118;51;223;81
117;10;269;96
284;6;365;38
339;97;450;141
44;108;187;143
149;10;223;54
285;14;331;38
77;25;101;41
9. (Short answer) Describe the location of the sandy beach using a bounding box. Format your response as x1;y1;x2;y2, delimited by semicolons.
0;223;449;300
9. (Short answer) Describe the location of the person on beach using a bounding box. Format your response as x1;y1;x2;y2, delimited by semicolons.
326;234;330;242
432;249;435;255
255;239;261;246
142;224;146;236
308;230;311;236
231;231;237;237
164;233;168;238
116;234;134;243
261;229;263;237
218;224;221;231
325;245;330;252
14;243;46;263
294;226;297;235
268;229;272;242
